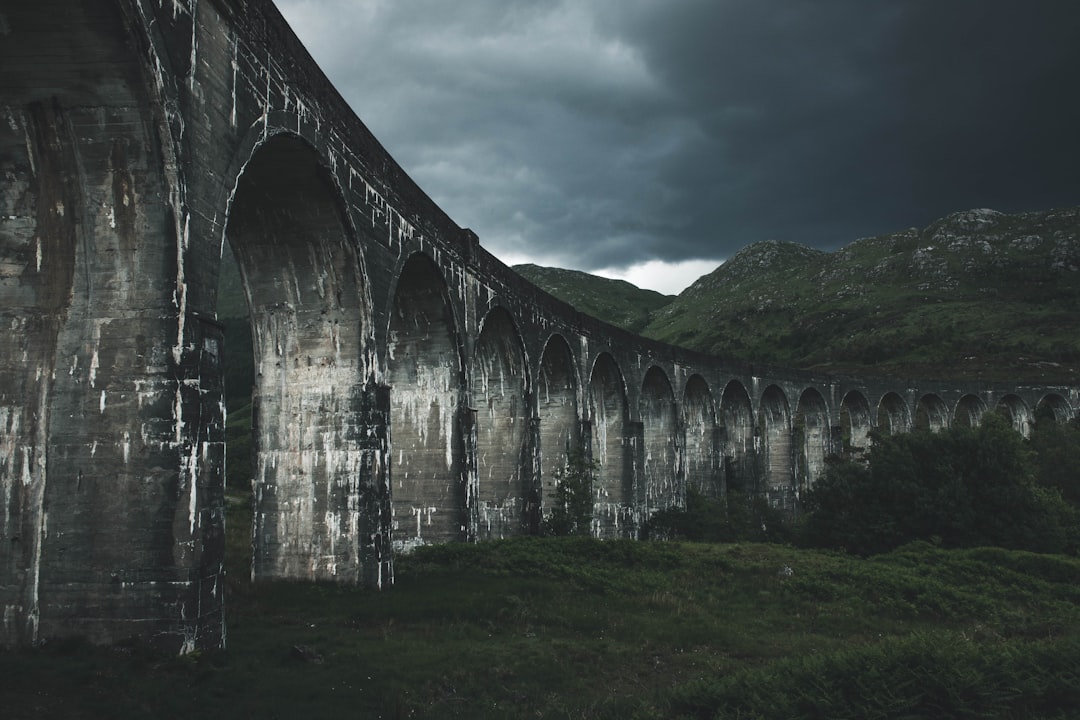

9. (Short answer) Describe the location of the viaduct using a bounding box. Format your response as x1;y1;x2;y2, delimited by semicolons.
1;0;1076;654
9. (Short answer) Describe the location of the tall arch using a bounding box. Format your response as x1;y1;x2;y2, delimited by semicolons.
227;134;379;582
720;380;756;494
759;385;793;509
876;392;912;435
793;388;830;499
641;366;679;513
954;394;986;428
839;390;873;456
915;394;950;432
470;307;530;539
589;353;631;536
537;335;579;521
386;253;465;551
683;375;720;498
996;394;1032;437
1036;393;1074;424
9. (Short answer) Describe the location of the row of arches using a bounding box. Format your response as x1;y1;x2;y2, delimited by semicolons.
222;134;1076;581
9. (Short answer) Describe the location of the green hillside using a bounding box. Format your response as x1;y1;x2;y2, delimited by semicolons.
642;207;1080;382
513;263;674;334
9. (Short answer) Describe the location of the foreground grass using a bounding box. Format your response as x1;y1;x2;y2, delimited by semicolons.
3;536;1079;719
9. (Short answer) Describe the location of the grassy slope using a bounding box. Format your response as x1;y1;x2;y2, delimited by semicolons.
513;263;674;334
643;207;1080;382
3;532;1078;719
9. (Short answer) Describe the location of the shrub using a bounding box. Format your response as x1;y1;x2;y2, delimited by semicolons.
800;413;1076;555
542;449;597;536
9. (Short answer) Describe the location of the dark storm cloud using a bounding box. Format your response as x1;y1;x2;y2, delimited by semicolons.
277;0;1080;274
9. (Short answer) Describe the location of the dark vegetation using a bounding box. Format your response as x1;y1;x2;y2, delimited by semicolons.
649;412;1080;559
4;538;1079;718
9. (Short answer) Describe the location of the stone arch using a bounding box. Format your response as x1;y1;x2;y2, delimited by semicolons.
682;375;720;498
759;385;793;509
641;366;679;513
227;133;379;582
915;394;950;432
589;353;631;537
720;380;756;494
876;392;912;435
386;253;465;551
996;394;1032;437
1035;393;1074;424
793;388;830;499
839;390;872;456
954;394;986;428
537;334;579;522
470;306;530;539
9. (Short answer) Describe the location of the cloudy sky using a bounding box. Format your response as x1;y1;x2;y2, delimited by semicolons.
277;0;1080;294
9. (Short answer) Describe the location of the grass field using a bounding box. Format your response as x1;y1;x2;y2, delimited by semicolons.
3;514;1079;719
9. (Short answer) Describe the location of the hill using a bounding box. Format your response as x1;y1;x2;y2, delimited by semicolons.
512;263;674;334
642;207;1080;382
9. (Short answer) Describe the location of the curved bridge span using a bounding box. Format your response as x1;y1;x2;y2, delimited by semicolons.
1;0;1076;651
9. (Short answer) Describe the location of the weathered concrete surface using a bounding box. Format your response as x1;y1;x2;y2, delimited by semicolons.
1;0;1077;651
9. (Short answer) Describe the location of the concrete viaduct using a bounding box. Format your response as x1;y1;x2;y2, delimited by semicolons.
1;0;1076;653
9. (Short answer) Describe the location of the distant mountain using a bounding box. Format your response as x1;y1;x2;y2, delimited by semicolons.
512;263;675;335
641;207;1080;382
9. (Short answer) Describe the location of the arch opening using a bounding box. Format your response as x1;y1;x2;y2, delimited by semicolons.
915;394;950;433
641;367;679;514
537;335;579;523
386;253;465;551
226;134;376;582
876;392;912;435
589;353;631;537
793;388;829;500
954;394;986;429
470;307;529;539
996;394;1032;438
839;391;872;458
759;385;793;510
1035;393;1074;425
720;381;755;495
683;375;719;498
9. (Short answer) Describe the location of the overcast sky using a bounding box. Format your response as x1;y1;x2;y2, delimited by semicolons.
277;0;1080;294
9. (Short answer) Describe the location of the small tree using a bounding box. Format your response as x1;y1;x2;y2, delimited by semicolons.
543;448;596;536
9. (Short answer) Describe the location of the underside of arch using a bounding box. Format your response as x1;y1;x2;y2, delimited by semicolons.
589;354;632;536
915;394;950;432
794;388;829;498
720;381;755;494
229;134;383;583
537;335;579;521
386;254;465;551
641;367;679;513
877;392;912;435
840;391;872;456
471;307;530;539
683;375;720;498
759;385;793;510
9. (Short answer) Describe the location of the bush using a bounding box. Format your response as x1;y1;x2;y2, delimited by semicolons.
799;413;1076;555
542;449;597;536
644;487;792;544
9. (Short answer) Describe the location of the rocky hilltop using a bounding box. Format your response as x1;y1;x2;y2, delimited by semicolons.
523;206;1080;383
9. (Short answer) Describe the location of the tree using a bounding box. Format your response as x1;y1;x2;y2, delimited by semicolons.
800;413;1074;555
542;449;596;536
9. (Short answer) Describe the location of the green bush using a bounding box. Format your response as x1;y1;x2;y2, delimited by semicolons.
800;413;1076;555
644;487;791;544
542;449;597;536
